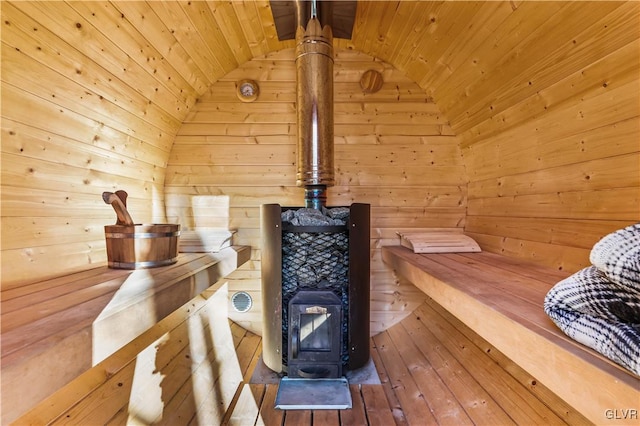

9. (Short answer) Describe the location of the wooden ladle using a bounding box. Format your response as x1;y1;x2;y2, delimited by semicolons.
102;191;135;226
115;189;128;208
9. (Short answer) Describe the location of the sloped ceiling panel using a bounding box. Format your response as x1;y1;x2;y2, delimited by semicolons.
76;1;633;138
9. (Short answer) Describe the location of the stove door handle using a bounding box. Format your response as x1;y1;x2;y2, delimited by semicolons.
291;325;299;359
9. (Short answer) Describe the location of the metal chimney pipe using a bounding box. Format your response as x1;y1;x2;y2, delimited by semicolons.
295;3;334;209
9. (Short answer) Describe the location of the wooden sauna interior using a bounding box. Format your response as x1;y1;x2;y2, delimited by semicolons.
1;1;639;425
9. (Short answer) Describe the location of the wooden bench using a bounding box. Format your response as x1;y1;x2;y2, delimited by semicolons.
1;247;250;424
382;246;640;425
12;279;249;425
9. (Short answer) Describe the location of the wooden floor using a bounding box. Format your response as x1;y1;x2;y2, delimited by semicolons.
14;290;591;425
224;297;589;426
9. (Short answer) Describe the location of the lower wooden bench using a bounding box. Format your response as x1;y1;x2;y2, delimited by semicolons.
1;247;250;424
13;279;239;425
382;246;639;425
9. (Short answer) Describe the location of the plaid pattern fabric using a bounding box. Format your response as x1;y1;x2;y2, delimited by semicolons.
590;223;640;291
544;224;640;376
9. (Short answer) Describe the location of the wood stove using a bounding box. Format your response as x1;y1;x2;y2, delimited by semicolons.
261;0;368;382
261;203;370;377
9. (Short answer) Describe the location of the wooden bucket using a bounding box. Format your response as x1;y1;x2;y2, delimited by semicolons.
104;224;180;269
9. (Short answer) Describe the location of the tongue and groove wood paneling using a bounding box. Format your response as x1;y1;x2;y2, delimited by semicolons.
164;49;464;335
457;4;640;272
1;0;637;335
349;1;640;272
3;0;636;285
1;0;639;423
0;1;286;286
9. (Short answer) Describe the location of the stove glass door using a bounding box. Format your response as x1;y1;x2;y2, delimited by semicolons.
300;312;332;352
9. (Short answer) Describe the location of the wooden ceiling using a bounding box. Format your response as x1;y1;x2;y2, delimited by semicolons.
92;1;634;141
8;1;632;141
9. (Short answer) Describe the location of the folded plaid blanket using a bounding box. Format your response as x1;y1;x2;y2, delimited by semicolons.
544;223;640;376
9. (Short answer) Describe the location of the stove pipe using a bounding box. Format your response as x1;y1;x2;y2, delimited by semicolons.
295;5;334;209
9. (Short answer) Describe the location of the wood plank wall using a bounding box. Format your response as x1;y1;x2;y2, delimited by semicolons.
364;0;640;272
164;49;465;335
0;1;284;287
1;1;183;286
2;0;638;320
456;2;640;272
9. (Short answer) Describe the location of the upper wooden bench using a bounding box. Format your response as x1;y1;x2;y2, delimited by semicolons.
382;246;639;425
1;247;250;424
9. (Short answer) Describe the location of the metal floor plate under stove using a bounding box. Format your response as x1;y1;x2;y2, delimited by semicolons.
274;377;352;410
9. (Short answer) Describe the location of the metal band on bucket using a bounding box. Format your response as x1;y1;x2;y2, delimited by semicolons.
105;231;180;239
107;257;179;269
